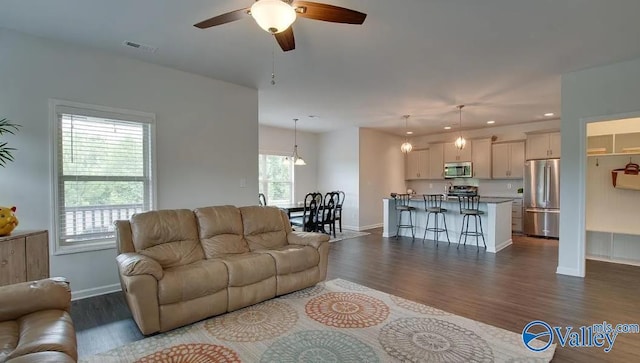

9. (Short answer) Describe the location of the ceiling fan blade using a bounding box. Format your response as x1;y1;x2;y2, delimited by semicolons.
292;1;367;24
275;27;296;52
194;8;250;29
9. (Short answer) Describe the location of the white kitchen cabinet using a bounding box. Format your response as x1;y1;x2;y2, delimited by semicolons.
405;149;429;180
471;138;492;179
428;143;444;179
444;142;472;162
492;141;525;179
512;198;523;232
526;132;561;160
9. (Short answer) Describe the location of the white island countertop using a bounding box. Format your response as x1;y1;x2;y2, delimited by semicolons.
383;196;513;253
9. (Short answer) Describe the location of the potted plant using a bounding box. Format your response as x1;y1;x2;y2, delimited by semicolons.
0;118;21;167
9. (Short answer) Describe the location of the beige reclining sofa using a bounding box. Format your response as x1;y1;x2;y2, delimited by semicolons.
115;205;330;335
0;278;77;363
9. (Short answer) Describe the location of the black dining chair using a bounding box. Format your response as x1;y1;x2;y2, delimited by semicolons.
333;190;345;233
258;193;267;206
319;192;339;238
290;192;322;232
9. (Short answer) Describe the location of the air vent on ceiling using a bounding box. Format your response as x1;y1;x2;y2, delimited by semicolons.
123;40;158;53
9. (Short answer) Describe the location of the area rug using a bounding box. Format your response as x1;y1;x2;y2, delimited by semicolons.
329;229;370;243
81;279;555;362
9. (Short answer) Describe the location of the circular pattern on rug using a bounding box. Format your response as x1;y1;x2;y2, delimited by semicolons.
379;317;494;362
389;295;451;316
260;330;379;363
332;279;372;291
281;284;325;299
306;292;390;328
205;300;297;342
134;344;240;363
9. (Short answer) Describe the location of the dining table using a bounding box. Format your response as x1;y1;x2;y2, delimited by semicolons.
278;204;306;219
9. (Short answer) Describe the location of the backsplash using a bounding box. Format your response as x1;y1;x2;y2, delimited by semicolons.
406;179;524;197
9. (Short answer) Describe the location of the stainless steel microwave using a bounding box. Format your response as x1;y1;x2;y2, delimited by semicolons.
444;162;473;179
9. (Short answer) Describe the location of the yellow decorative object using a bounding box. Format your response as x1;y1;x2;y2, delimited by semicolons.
0;206;19;236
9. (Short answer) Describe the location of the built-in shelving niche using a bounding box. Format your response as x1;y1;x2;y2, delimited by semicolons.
586;125;640;266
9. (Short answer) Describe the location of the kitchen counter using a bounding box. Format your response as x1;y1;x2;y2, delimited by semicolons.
383;196;513;253
402;195;515;204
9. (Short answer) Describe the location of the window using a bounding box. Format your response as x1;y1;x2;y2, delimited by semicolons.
51;100;155;252
258;154;294;206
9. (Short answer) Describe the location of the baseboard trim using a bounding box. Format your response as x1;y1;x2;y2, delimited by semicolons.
72;283;122;301
491;239;513;253
556;266;584;277
357;223;383;232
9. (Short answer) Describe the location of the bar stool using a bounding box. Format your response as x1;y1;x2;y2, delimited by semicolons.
393;193;415;240
423;194;450;246
457;195;486;250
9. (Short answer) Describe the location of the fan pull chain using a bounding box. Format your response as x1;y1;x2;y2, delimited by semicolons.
271;45;276;85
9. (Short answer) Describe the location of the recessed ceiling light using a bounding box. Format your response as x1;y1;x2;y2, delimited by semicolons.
544;113;555;117
487;120;496;124
444;126;452;130
406;131;413;135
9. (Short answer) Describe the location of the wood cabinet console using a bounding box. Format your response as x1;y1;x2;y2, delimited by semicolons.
0;230;49;286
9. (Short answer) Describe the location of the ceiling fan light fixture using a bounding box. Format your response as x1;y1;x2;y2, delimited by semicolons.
251;0;297;34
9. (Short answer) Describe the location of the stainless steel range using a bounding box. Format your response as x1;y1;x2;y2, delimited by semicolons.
447;185;478;197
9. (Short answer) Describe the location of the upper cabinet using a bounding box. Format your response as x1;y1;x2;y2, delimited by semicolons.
471;138;492;179
428;143;445;179
492;141;525;179
526;132;561;160
405;149;429;180
444;142;472;162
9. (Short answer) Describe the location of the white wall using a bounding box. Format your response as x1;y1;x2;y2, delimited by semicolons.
317;128;359;229
259;125;318;203
0;29;258;298
560;56;640;277
358;128;406;228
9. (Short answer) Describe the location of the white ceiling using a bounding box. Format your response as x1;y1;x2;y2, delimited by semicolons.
2;0;640;135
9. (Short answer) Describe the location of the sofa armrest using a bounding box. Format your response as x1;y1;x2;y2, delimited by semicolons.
287;231;330;249
117;253;164;280
0;278;71;321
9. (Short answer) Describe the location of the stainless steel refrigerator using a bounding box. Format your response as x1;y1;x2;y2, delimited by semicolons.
523;159;560;238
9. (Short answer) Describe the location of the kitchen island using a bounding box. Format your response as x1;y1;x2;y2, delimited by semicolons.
383;196;513;253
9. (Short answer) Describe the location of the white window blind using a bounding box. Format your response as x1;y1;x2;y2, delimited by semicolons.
54;104;154;250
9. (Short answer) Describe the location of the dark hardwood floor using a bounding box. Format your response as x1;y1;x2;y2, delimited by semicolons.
72;230;640;361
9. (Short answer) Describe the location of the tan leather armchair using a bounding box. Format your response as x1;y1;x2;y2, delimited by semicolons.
115;205;330;335
0;278;77;363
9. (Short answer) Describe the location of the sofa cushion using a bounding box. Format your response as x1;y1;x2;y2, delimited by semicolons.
220;253;276;287
194;206;250;258
240;206;288;250
0;321;18;362
258;245;320;275
5;351;75;363
6;310;76;362
130;209;204;268
158;260;228;305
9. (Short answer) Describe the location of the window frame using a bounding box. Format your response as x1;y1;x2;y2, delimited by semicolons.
258;152;295;206
49;99;157;255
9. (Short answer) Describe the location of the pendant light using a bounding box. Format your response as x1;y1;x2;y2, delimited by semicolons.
285;118;306;166
400;115;413;153
454;105;466;150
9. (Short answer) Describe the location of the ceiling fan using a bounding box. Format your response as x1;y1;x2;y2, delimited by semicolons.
194;0;367;52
